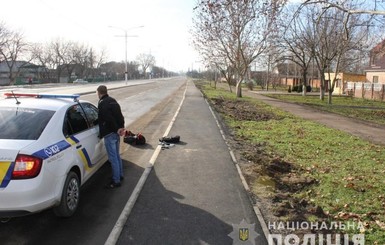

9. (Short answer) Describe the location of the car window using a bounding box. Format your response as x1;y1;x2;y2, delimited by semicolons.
64;105;89;136
0;107;54;140
81;103;98;127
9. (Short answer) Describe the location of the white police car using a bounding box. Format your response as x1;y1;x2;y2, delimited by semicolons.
0;93;107;218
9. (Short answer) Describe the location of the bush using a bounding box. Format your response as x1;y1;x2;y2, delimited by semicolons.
246;81;254;90
291;85;312;93
306;85;312;92
292;85;300;92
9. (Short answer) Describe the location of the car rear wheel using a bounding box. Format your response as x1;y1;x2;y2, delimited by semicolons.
54;171;80;217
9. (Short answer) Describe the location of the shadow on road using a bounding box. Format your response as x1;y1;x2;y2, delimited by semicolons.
118;167;239;245
0;157;263;245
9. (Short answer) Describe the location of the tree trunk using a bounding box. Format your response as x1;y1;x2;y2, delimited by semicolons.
57;69;62;83
8;76;15;85
320;82;325;101
328;80;333;104
328;89;333;104
227;80;233;93
319;71;326;101
235;80;242;98
302;73;308;96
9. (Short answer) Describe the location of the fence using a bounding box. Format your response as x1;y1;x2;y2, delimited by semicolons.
347;82;385;101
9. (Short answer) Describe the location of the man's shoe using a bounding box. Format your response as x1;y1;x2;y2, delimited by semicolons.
161;143;175;149
110;176;125;182
106;181;121;189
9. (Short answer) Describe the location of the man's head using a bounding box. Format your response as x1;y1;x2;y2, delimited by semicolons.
97;85;108;99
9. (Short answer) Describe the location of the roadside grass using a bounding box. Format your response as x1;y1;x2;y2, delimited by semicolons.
198;82;385;244
267;94;385;125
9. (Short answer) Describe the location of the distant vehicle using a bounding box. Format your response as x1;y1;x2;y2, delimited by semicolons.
0;93;107;218
73;79;88;84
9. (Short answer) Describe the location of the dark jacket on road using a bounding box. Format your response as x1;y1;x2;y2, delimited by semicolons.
98;94;125;138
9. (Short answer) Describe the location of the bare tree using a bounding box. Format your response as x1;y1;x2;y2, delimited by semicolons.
29;43;53;82
297;1;374;103
192;35;236;91
192;0;287;98
259;42;281;91
71;42;89;79
300;1;385;48
49;39;71;83
136;53;155;79
0;21;120;84
303;0;385;16
192;16;235;91
90;47;107;79
70;43;106;80
0;22;8;63
30;41;107;83
0;24;29;85
278;4;315;96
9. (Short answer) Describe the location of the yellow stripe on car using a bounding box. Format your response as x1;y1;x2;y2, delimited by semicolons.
0;162;12;187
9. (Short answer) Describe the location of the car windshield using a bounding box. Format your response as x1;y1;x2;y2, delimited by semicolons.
0;107;55;140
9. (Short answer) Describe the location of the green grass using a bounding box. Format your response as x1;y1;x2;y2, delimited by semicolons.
197;82;385;244
267;94;385;125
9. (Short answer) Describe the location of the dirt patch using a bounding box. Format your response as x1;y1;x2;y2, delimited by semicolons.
237;141;324;219
207;94;328;238
211;97;282;121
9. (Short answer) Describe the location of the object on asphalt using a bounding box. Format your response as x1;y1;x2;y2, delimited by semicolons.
159;135;180;143
159;142;175;149
124;130;146;145
159;135;180;150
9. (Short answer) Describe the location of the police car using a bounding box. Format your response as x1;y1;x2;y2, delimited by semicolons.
0;92;107;218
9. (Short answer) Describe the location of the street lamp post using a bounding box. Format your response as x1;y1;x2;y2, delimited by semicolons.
109;25;144;84
124;30;128;82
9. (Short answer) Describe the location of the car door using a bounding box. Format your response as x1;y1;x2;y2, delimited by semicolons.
80;102;106;166
63;103;105;182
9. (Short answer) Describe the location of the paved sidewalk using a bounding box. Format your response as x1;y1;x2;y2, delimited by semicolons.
118;81;268;244
245;90;385;146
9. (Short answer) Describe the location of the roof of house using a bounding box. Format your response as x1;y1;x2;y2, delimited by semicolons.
371;39;385;54
365;40;385;71
0;61;44;73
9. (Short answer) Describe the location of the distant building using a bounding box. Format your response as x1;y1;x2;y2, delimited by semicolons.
365;39;385;84
0;61;45;85
324;72;366;95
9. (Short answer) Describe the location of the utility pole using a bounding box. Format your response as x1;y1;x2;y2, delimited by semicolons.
109;25;144;84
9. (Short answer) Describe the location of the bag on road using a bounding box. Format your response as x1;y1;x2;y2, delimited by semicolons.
124;130;146;145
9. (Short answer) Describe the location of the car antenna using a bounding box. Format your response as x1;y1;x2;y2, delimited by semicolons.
10;91;21;105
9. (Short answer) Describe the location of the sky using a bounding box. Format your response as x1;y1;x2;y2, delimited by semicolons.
1;0;201;72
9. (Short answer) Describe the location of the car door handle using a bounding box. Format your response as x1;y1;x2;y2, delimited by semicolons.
76;145;82;149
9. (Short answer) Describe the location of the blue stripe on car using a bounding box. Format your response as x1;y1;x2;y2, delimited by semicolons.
32;140;72;160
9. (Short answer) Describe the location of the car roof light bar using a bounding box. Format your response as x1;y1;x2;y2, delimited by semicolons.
4;93;80;101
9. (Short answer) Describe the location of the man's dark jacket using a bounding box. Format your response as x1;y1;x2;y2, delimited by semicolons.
97;94;125;138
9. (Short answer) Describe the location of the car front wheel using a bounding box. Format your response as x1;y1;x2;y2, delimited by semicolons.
54;171;80;217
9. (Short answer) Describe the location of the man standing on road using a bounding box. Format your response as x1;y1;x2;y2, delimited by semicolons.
96;85;125;189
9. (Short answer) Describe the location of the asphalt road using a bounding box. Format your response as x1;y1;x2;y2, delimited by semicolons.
0;78;183;244
0;78;267;245
117;81;267;244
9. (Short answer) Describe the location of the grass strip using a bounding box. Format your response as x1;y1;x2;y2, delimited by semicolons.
198;82;385;244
